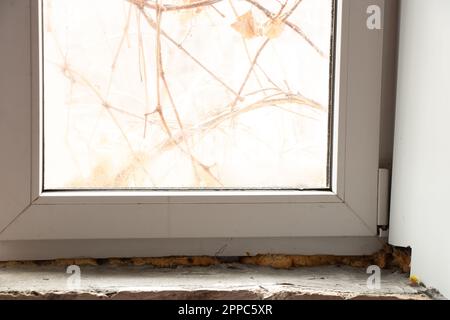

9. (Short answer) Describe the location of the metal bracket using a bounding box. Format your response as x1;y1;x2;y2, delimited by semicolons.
377;168;390;237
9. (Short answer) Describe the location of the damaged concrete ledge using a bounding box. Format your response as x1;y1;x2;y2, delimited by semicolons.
0;264;432;300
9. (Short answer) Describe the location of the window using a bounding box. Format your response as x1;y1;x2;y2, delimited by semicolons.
0;0;385;259
43;0;334;190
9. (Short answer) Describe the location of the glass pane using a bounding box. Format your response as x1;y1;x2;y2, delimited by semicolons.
42;0;335;190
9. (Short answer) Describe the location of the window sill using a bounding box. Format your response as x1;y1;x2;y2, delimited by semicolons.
0;264;432;300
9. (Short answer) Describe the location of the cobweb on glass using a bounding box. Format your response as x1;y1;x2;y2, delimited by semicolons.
43;0;334;190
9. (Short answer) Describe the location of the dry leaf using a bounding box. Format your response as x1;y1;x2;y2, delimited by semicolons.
231;11;258;39
264;18;285;39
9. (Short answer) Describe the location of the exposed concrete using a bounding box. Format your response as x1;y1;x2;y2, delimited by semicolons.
0;264;430;300
0;246;428;300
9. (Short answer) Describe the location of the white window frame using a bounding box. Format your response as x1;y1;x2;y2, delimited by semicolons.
0;0;385;259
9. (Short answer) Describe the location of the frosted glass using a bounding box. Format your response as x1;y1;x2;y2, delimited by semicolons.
43;0;334;190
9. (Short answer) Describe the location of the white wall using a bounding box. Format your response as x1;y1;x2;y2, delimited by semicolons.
390;0;450;298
